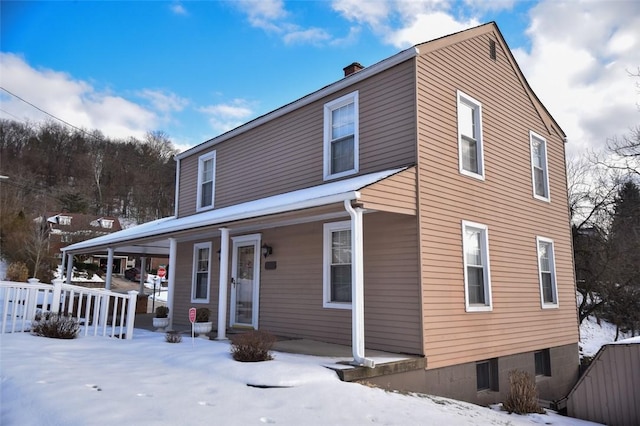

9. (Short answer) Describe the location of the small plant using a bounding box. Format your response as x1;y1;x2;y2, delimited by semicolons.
6;262;29;282
31;312;80;339
165;331;182;343
155;306;169;318
502;369;545;414
195;307;210;322
230;330;276;362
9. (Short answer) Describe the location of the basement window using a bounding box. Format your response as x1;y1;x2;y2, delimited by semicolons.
476;358;499;392
534;349;551;377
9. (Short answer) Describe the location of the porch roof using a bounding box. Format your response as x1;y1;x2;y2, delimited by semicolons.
62;167;408;256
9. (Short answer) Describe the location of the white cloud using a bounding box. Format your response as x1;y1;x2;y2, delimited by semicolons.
387;11;480;48
234;0;288;32
283;27;332;45
513;0;640;157
170;3;188;16
137;89;189;114
0;53;159;140
198;99;255;135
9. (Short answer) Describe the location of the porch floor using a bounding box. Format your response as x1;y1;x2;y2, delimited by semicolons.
134;313;426;382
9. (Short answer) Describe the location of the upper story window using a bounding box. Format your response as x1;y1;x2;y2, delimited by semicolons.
530;131;550;201
537;237;558;308
192;242;211;303
462;220;492;312
323;220;352;309
324;91;359;180
196;151;216;211
457;91;484;180
58;215;72;225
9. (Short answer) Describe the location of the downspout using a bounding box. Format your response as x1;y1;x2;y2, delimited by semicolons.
344;199;375;368
167;238;177;330
216;227;230;340
173;156;180;217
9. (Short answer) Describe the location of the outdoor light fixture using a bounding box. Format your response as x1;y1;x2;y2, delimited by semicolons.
261;243;273;258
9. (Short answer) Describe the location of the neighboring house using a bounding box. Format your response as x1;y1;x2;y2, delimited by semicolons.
62;22;579;405
567;338;640;425
43;212;127;273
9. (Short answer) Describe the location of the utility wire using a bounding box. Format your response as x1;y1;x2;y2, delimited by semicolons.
0;86;103;141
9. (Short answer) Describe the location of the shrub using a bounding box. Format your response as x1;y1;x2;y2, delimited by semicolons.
502;369;545;414
31;312;80;339
165;331;182;343
6;262;29;281
155;306;169;318
230;330;276;362
195;307;210;322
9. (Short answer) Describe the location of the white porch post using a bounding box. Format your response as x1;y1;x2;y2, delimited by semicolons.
105;247;114;290
167;238;177;330
344;200;374;368
65;252;74;284
216;227;230;340
139;256;147;294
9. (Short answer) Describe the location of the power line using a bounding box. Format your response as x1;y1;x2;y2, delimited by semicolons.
0;86;103;141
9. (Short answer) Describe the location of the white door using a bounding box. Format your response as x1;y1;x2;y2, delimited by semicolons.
230;234;261;328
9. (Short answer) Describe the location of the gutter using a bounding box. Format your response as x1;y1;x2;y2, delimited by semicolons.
344;199;375;368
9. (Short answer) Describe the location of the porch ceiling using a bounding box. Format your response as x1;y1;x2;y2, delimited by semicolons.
63;166;415;257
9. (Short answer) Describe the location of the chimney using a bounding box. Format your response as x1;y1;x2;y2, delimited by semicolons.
343;62;364;77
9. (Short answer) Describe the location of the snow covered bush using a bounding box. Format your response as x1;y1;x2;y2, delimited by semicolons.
30;312;80;339
502;369;544;414
165;331;182;343
230;330;276;362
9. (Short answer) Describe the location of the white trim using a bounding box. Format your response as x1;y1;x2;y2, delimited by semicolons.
196;151;216;212
530;131;550;202
174;157;181;216
230;234;261;328
323;220;353;309
324;91;359;181
461;220;492;312
457;90;485;180
176;48;419;160
536;236;559;309
191;241;212;303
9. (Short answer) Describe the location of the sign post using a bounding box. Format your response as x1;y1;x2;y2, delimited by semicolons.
189;307;196;346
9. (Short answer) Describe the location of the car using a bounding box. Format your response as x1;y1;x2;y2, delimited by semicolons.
124;267;145;282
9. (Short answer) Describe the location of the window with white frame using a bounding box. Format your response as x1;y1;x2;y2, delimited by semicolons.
323;221;352;308
324;92;359;180
192;242;211;302
462;221;492;311
530;131;550;201
457;91;484;179
196;151;216;211
537;237;558;307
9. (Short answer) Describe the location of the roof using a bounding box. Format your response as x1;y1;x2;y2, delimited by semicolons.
63;167;407;255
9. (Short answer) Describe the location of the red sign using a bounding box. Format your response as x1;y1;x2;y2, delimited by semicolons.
188;307;196;323
157;267;166;278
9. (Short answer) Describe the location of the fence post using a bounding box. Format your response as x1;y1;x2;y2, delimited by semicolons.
125;291;138;340
51;279;63;314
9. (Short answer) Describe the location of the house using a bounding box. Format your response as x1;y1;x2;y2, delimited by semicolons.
567;338;640;425
41;212;128;273
61;22;579;405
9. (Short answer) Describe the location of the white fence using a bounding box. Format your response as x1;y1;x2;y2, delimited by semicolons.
0;278;138;339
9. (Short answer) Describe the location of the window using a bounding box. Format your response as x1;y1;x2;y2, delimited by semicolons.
537;237;558;307
196;151;216;211
530;131;550;201
323;221;352;309
534;349;551;377
191;242;211;302
324;92;359;180
457;91;484;179
58;215;72;225
476;358;499;391
462;221;492;311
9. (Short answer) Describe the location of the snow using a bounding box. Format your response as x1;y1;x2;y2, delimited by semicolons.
0;330;602;426
578;315;633;358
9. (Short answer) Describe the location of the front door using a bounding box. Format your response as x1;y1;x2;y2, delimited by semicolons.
230;234;261;328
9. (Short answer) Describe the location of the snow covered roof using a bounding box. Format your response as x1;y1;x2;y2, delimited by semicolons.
63;167;406;254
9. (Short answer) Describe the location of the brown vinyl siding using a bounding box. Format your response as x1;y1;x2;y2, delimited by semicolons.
359;167;417;215
176;60;417;218
255;212;422;354
416;29;578;369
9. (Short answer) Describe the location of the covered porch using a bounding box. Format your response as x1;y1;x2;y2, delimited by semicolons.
62;167;418;367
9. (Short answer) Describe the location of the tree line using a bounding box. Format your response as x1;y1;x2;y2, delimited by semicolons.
0;118;178;277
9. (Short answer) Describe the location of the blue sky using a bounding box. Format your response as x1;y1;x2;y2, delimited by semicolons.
1;1;639;157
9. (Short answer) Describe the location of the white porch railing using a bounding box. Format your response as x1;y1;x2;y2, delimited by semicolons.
0;278;138;339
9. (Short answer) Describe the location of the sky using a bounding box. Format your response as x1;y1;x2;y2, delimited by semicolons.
1;322;618;426
1;0;639;159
